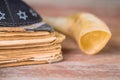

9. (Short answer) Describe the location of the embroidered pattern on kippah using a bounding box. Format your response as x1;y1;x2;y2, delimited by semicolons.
17;10;28;20
0;11;6;20
29;9;38;17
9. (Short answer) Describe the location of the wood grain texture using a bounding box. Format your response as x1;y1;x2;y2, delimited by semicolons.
0;0;120;80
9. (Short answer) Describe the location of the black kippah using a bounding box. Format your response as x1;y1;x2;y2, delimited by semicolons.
0;0;42;27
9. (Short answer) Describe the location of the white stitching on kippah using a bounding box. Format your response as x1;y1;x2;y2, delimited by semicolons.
17;10;28;20
0;11;6;20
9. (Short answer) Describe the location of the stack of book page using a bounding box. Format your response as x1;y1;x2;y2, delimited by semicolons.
0;30;65;68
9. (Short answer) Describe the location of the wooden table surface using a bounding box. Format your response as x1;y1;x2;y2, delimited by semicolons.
0;0;120;80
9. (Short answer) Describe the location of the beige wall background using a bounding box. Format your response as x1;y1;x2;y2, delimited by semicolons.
24;0;120;7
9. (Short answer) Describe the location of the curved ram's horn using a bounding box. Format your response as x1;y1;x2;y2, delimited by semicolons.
44;13;112;55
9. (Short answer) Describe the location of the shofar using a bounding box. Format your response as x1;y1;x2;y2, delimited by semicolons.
44;13;112;55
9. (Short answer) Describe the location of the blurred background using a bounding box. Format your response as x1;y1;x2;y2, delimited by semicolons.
24;0;120;16
24;0;120;7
